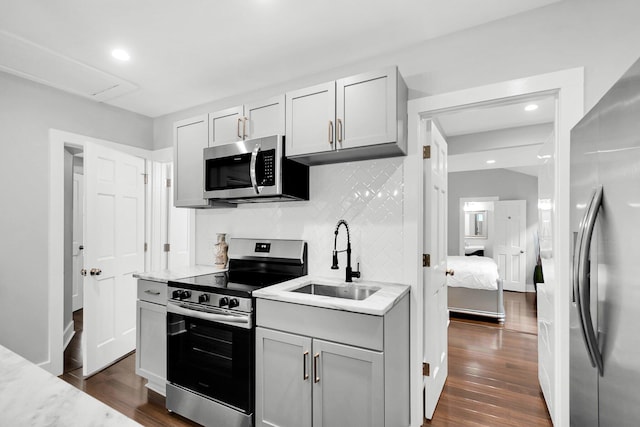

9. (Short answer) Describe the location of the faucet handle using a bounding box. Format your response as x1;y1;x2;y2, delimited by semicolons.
352;262;361;279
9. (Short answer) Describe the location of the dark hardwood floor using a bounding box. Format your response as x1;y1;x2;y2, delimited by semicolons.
426;291;552;426
60;310;198;426
61;292;550;427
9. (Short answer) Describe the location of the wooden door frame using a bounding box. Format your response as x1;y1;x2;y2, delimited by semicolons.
406;68;583;426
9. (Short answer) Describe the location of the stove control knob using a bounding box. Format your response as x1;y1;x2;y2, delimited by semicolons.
198;294;210;304
219;297;229;307
180;290;191;300
172;290;182;299
228;298;239;309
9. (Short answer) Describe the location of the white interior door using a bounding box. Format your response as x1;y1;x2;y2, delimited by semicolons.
494;200;527;292
71;172;84;312
423;121;448;419
83;142;145;376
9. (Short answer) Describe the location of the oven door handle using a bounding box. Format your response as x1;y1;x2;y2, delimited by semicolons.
250;142;261;195
167;303;251;327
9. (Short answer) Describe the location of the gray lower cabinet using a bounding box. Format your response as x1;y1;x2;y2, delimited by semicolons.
255;294;409;427
135;279;167;396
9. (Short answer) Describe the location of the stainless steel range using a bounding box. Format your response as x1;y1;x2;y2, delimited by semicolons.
166;238;307;427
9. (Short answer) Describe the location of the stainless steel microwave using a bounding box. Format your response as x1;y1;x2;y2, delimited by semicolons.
203;135;309;202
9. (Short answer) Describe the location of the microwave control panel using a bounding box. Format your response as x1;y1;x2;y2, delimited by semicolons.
258;149;276;186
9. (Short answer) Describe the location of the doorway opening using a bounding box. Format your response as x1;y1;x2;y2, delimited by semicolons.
62;146;85;376
410;68;583;427
49;130;152;377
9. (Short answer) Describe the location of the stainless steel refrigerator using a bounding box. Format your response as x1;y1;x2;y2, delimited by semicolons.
570;57;640;426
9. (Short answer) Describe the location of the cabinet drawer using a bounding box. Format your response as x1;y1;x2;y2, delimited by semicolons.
137;279;167;304
256;299;383;351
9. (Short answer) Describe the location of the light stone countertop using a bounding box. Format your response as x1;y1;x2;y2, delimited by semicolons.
252;275;410;316
133;265;227;283
0;344;141;426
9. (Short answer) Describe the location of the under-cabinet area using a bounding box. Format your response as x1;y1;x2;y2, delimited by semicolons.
254;285;410;427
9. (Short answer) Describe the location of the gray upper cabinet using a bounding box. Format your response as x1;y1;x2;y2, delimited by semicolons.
286;66;407;165
174;114;210;207
286;82;336;157
245;95;285;140
210;95;285;146
209;106;243;146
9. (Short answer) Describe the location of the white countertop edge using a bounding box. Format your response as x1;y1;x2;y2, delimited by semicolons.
253;275;410;316
132;265;227;282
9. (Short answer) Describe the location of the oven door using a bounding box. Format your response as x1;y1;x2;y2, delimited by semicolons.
167;302;254;414
204;135;282;199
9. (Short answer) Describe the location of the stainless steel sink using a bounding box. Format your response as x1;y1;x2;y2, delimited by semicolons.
291;283;380;301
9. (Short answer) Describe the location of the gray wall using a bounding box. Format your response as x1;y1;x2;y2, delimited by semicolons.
448;169;539;285
153;0;640;150
0;71;153;363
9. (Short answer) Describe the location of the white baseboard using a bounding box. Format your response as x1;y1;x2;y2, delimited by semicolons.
63;320;75;351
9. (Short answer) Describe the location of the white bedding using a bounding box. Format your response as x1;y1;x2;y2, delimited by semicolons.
447;256;499;290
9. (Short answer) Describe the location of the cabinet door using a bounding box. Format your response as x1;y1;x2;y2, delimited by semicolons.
256;327;312;427
174;115;209;207
245;95;285;140
135;300;167;395
312;339;384;427
286;81;336;157
336;67;397;150
209;105;244;146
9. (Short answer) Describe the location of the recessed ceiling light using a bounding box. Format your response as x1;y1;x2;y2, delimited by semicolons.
524;104;539;112
111;48;130;61
486;160;496;164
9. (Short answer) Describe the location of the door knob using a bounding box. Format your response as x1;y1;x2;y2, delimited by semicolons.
89;268;102;276
80;268;87;276
446;269;455;276
520;250;525;254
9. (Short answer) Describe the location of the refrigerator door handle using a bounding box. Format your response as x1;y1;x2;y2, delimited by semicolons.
574;185;604;376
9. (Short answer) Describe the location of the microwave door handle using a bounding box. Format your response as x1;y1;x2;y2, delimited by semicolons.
250;143;261;195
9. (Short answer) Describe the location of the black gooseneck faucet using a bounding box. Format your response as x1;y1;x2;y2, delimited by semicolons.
331;219;361;282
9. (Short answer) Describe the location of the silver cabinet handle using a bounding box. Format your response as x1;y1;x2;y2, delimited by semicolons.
237;117;242;139
337;118;343;143
243;117;248;139
303;351;309;380
144;289;161;295
313;353;320;383
249;143;261;195
573;185;604;375
328;121;334;145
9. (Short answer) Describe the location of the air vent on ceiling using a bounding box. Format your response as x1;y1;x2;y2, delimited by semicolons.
0;30;137;102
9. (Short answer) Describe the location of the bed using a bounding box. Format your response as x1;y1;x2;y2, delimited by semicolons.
447;255;505;323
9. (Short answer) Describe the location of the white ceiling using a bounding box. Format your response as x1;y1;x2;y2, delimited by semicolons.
436;96;556;137
0;0;560;118
441;95;556;175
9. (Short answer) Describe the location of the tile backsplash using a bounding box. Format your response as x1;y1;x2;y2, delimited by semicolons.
195;157;405;283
